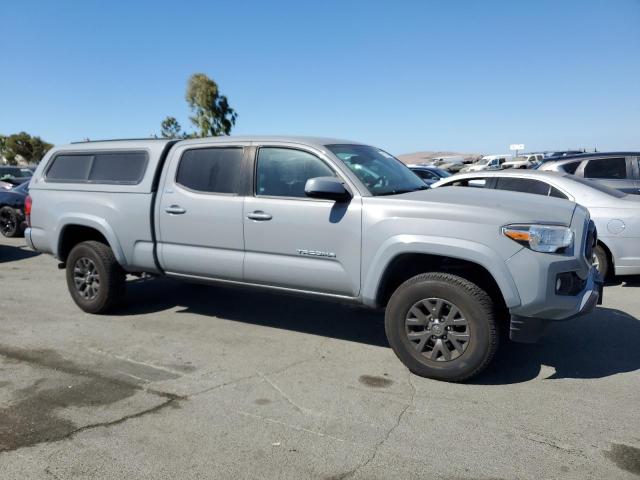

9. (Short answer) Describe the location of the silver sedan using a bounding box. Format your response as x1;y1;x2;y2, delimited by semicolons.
431;170;640;278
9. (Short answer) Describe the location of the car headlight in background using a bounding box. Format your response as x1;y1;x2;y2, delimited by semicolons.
502;224;573;253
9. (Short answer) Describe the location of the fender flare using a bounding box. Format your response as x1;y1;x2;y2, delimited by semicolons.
55;214;127;265
362;234;522;308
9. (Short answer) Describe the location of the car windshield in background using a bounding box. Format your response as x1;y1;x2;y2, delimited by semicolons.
568;176;627;198
327;144;427;196
0;167;31;178
433;167;451;177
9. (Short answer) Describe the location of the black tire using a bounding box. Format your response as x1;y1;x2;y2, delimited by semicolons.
385;272;498;382
66;241;126;314
0;206;21;238
593;243;609;280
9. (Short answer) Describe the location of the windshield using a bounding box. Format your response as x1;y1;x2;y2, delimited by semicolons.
327;144;427;196
432;167;451;177
568;176;627;198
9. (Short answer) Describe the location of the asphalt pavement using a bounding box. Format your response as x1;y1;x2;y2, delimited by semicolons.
1;236;639;479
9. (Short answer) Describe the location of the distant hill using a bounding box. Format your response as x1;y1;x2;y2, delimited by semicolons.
397;151;482;164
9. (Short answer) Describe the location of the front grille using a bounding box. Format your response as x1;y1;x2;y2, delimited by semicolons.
584;220;597;263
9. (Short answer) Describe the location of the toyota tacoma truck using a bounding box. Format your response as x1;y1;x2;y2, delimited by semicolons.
25;137;601;382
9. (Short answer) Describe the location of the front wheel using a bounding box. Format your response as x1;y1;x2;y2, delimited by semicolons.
66;241;126;313
385;272;498;382
592;244;609;279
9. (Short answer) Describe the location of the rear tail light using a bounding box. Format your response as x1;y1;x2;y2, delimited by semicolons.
25;195;32;227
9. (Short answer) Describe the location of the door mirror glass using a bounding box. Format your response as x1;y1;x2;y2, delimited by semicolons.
305;177;352;202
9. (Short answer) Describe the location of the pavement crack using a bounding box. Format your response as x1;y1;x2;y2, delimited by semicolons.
337;371;416;479
49;393;182;444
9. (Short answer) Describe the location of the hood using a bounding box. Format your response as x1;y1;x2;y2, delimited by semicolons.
376;186;577;227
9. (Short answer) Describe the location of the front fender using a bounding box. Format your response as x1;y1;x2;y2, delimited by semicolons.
55;214;127;265
361;234;522;308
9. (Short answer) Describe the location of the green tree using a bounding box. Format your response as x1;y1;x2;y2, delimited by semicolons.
160;116;185;138
185;73;237;137
1;132;53;165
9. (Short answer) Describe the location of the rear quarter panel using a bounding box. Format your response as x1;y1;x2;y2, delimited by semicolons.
28;142;168;271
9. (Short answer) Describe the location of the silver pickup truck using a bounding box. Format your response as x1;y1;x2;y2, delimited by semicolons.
25;136;601;381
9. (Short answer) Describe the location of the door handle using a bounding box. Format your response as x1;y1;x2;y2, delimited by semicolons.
247;210;272;221
165;205;187;215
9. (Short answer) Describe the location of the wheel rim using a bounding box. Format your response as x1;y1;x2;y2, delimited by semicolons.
405;298;470;362
0;210;16;235
73;257;100;300
592;252;600;272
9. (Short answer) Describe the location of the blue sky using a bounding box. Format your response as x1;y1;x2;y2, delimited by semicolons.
1;0;639;155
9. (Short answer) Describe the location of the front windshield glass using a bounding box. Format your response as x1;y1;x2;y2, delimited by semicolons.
433;167;452;177
569;176;626;198
327;144;427;196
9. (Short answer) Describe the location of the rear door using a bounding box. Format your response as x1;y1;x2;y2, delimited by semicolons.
578;156;637;194
243;145;362;296
157;141;250;280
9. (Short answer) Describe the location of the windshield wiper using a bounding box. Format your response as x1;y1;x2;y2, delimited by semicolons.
377;185;429;196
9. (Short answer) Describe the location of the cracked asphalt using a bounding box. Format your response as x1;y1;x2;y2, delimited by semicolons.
1;236;640;479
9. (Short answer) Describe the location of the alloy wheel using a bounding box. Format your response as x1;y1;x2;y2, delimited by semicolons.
73;257;101;300
405;298;470;361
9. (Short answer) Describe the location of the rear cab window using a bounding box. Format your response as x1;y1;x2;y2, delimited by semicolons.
46;151;148;184
176;147;244;194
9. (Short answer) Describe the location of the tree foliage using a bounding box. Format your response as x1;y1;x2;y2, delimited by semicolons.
159;73;237;139
186;73;237;137
160;116;185;139
0;132;53;165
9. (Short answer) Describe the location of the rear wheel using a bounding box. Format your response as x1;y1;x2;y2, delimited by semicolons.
385;272;498;382
592;244;609;279
0;207;21;237
66;241;126;313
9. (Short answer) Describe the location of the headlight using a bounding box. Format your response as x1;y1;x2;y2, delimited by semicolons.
502;224;573;253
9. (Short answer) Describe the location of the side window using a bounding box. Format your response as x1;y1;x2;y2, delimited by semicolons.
549;186;569;199
495;177;550;196
46;155;93;181
46;152;148;184
441;178;487;188
561;161;581;174
176;147;243;194
89;152;147;184
584;157;627;179
256;147;335;198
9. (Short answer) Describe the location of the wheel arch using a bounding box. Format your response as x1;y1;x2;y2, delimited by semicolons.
362;236;521;311
56;216;126;265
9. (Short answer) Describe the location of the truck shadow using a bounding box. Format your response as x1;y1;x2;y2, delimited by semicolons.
0;243;40;263
121;278;640;385
472;307;640;384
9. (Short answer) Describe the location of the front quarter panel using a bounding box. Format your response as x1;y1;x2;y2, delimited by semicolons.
360;202;524;308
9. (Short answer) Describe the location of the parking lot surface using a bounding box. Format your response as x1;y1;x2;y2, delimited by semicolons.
1;236;639;479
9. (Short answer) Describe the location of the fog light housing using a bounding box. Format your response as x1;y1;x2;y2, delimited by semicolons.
555;272;585;296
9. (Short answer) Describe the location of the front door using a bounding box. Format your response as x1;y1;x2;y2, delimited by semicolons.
243;146;362;296
157;142;249;280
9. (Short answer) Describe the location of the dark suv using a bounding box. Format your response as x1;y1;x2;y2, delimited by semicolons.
538;152;640;194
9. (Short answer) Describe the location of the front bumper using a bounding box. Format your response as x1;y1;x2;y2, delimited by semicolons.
509;266;602;343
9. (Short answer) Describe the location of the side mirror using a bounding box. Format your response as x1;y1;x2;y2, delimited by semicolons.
305;177;352;202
